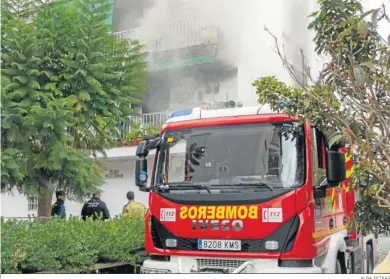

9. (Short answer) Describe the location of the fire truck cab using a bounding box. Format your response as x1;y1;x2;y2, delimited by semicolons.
134;106;378;273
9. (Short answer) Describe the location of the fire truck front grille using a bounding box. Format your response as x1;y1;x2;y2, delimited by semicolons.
195;258;246;273
150;216;264;251
150;215;299;253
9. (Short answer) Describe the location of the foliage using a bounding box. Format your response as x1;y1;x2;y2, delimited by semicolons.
253;0;390;233
355;194;390;236
1;0;148;214
144;123;162;136
0;0;47;21
1;215;145;273
124;122;161;140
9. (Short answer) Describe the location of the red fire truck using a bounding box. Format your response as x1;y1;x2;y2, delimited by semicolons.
134;106;378;273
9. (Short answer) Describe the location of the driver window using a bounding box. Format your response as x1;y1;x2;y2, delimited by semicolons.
162;139;187;183
312;128;327;186
169;154;186;182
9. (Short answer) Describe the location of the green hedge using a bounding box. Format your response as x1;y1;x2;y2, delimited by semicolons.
1;216;145;273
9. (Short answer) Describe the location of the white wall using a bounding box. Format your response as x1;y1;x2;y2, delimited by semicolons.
97;158;151;214
362;0;390;38
236;0;296;106
306;0;389;82
1;191;37;218
236;0;388;107
0;157;154;219
1;146;189;219
1;190;86;219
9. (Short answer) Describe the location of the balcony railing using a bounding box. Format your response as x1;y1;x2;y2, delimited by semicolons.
118;104;236;140
114;18;216;52
130;112;169;127
119;111;169;139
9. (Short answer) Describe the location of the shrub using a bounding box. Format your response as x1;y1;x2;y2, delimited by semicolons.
1;216;145;273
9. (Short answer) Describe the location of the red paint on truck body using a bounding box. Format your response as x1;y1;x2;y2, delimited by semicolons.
143;113;356;261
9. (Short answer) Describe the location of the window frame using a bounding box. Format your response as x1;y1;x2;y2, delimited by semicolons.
154;122;306;188
27;196;38;211
311;127;327;186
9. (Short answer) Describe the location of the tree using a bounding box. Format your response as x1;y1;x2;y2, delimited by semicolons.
252;0;390;234
1;0;147;217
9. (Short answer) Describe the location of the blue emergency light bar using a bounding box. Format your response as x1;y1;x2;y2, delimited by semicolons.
169;108;193;118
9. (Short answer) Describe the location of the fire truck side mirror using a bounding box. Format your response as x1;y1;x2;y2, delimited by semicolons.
326;150;346;186
135;158;148;187
136;140;149;157
136;137;161;157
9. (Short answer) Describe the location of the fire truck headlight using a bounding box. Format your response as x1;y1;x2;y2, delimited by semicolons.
265;241;279;251
165;238;177;248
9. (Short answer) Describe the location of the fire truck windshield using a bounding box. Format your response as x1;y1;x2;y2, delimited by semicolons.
155;122;305;189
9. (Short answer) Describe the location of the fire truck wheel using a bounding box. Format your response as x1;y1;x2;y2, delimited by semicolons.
336;258;343;274
366;244;374;273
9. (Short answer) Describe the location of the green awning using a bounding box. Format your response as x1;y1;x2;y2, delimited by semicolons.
151;55;216;71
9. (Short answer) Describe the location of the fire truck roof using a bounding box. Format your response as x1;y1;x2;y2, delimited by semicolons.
166;105;279;123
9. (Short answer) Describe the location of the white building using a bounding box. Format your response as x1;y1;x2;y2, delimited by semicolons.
1;0;388;219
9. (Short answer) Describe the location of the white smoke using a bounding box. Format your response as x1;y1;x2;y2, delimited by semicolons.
136;0;245;66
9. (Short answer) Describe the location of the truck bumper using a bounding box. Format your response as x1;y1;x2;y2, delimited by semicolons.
141;256;324;274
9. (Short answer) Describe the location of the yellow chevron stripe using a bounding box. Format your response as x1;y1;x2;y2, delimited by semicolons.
345;152;352;162
340;180;350;192
346;166;354;178
331;188;337;211
345;183;350;192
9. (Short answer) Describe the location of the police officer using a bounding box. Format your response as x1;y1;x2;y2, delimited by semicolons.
51;190;66;219
81;191;110;221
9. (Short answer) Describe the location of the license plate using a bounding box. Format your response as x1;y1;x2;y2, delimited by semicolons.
198;239;241;251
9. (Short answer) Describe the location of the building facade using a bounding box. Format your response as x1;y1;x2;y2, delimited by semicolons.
1;0;387;219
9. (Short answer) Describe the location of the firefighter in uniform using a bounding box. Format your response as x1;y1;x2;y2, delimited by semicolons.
51;190;66;219
81;191;110;221
123;191;145;217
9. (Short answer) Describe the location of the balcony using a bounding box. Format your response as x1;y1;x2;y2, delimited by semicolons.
117;105;222;144
116;103;237;147
118;112;169;145
114;18;219;53
119;103;233;136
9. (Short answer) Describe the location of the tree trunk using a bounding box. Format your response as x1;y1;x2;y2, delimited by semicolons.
37;184;55;220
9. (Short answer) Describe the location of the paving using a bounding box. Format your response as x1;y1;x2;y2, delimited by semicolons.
378;235;390;264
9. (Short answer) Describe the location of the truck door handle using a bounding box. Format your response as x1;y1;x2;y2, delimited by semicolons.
329;218;334;229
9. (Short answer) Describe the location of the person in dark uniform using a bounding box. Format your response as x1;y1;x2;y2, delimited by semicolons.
51;190;66;219
81;191;110;221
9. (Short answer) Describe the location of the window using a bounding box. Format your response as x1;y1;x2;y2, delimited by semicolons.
158;139;188;183
155;122;306;189
311;128;327;186
27;196;38;211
